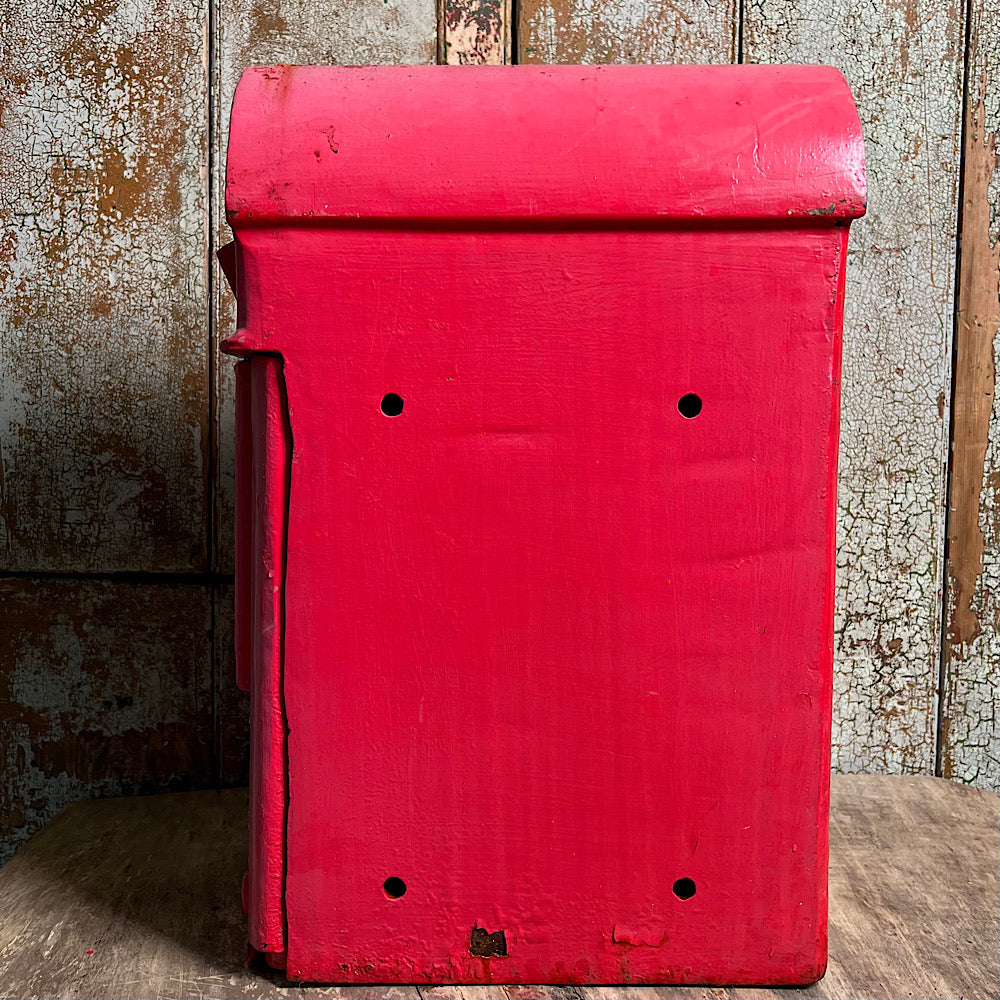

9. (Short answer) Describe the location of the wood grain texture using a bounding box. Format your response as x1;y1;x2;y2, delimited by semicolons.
743;0;966;779
0;776;995;998
517;0;736;64
0;0;209;573
0;579;213;866
940;0;999;790
211;0;437;576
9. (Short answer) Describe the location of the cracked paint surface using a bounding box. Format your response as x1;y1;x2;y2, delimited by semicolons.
743;0;965;778
519;0;736;64
0;0;210;573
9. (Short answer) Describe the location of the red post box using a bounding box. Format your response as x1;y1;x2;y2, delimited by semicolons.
219;64;865;986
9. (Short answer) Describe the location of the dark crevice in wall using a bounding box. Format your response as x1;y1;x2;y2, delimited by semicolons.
509;0;519;64
737;0;745;64
435;0;446;63
0;570;235;585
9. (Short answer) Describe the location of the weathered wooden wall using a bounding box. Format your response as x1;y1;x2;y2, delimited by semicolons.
1;0;996;864
940;0;999;787
0;0;213;864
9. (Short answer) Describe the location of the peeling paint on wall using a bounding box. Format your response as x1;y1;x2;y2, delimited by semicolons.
742;0;965;778
518;0;736;64
0;0;210;573
445;0;510;64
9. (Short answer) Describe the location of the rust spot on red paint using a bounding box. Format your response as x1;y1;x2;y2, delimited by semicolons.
612;924;667;947
470;926;507;957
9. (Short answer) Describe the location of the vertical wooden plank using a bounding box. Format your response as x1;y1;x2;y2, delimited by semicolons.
518;0;737;64
941;0;999;790
743;2;966;775
211;0;437;577
0;580;213;865
444;0;511;63
0;0;210;573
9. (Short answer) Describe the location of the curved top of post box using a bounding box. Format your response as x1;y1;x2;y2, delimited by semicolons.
225;64;866;226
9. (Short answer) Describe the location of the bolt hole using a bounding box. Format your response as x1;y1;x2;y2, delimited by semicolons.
672;877;696;900
383;876;406;898
677;393;702;419
380;393;404;417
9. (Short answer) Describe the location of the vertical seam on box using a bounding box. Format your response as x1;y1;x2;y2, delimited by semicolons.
278;358;293;952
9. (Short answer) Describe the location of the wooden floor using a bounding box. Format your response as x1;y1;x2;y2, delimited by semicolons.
0;775;995;1000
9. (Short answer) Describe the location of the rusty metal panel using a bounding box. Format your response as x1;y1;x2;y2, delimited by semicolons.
743;2;966;776
941;0;999;791
0;579;213;865
0;0;210;573
518;0;737;64
211;0;437;576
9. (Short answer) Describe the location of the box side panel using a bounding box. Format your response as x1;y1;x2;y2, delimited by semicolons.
241;226;844;984
246;356;290;956
234;360;253;694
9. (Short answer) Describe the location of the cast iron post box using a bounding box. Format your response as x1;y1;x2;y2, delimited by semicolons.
219;64;866;986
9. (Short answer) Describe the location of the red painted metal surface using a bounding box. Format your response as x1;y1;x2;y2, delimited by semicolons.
221;64;865;985
235;354;289;956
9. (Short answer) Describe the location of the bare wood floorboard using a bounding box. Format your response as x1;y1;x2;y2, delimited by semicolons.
0;775;995;1000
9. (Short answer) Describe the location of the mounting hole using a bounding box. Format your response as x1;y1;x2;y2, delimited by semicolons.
677;393;702;419
383;876;406;898
380;393;404;417
672;877;696;900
